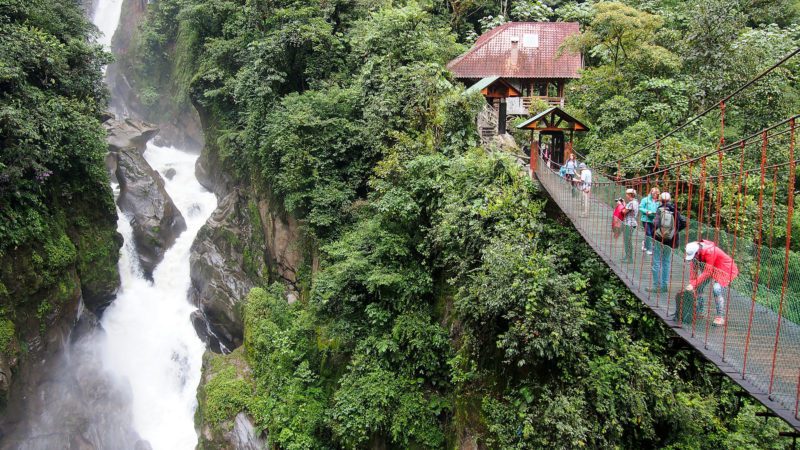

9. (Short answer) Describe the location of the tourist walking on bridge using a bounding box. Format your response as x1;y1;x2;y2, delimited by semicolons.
639;187;660;255
564;154;578;181
684;240;740;326
579;162;592;217
620;188;639;263
646;192;686;294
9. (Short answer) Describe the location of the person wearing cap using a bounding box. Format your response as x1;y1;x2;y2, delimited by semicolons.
646;192;686;294
620;188;639;263
579;162;592;217
639;187;660;255
684;240;740;326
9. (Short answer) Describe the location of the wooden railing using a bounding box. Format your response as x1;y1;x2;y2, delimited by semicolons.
522;96;565;110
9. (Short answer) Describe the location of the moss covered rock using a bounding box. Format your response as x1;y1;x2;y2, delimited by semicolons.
196;348;265;450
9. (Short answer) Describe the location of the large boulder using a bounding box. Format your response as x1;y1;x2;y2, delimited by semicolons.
115;147;186;278
189;191;264;352
104;118;159;154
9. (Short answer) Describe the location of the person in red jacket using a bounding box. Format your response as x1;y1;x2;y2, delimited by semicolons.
684;240;740;326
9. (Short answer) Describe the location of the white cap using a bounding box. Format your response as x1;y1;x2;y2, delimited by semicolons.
660;192;671;201
685;242;700;261
625;188;636;195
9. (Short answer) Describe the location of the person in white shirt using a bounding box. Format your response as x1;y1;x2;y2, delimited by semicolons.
621;188;639;263
579;162;592;217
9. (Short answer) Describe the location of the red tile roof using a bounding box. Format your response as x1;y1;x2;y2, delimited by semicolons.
447;22;582;79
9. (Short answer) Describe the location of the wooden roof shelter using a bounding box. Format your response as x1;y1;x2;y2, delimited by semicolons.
518;107;589;169
517;107;589;132
465;76;522;99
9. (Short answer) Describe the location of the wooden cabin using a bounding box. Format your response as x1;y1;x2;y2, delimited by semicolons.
448;22;583;129
517;107;589;169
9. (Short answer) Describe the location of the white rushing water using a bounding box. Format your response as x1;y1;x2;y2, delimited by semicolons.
102;144;215;449
92;0;124;49
89;2;215;448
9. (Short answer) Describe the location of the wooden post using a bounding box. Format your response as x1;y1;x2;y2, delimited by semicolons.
498;98;507;135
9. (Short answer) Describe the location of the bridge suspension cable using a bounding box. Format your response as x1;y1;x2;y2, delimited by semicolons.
583;46;800;172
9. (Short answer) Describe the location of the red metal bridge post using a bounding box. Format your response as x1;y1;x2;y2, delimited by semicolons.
766;167;779;291
646;144;662;303
706;150;726;348
769;118;795;396
742;131;770;378
682;162;694;331
694;157;708;337
723;141;748;362
666;164;683;316
639;172;654;292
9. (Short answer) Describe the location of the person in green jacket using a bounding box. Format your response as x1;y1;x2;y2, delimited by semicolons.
639;187;660;255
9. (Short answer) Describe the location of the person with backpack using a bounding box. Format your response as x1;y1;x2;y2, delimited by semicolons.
647;192;686;294
639;187;660;255
684;240;740;326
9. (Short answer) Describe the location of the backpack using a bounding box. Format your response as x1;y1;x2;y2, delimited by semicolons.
654;206;676;241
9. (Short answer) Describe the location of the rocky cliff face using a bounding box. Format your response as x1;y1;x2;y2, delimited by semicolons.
190;144;303;355
189;190;261;353
106;0;205;151
0;119;141;442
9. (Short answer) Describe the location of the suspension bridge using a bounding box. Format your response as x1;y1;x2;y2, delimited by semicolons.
524;48;800;431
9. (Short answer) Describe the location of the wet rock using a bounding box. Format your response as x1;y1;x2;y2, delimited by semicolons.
104;118;159;155
189;191;262;351
164;167;177;180
116;147;186;278
71;307;101;343
134;439;153;450
195;145;234;198
190;311;225;355
231;413;266;450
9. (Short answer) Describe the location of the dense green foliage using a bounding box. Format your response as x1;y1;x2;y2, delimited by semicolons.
133;0;800;447
0;0;119;375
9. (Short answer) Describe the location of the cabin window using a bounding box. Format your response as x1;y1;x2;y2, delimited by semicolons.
523;34;539;48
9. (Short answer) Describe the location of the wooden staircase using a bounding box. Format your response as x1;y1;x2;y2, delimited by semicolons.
477;104;498;144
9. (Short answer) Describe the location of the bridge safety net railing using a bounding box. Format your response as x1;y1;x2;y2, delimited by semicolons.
533;133;800;422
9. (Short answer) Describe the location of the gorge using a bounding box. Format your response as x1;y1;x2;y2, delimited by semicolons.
2;0;799;449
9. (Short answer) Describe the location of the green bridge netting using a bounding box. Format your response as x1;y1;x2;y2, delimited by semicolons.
533;154;800;429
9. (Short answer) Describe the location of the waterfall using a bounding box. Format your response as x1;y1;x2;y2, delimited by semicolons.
92;0;124;49
91;1;215;448
101;144;215;448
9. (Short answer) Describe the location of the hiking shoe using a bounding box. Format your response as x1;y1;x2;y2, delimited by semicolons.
713;316;725;326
